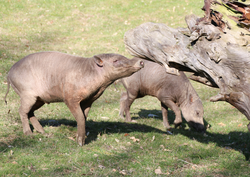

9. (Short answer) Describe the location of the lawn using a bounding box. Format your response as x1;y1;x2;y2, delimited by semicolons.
0;0;249;176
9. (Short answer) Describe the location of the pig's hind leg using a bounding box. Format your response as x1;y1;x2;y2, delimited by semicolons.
19;95;45;135
28;99;45;134
161;100;182;128
122;91;137;122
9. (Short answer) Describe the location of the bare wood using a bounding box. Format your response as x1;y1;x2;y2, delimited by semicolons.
188;74;217;88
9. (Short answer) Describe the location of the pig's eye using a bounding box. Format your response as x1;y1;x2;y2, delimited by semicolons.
113;60;122;66
113;59;123;67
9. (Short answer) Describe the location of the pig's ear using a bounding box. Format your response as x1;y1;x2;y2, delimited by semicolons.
94;56;104;67
189;94;193;104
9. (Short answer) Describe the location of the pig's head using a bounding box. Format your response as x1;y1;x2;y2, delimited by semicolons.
180;93;205;132
93;54;144;81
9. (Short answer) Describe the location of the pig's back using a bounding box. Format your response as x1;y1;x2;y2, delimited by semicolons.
7;52;88;101
134;60;189;98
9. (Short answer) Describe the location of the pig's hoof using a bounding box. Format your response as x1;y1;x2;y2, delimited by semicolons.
174;124;182;128
165;126;172;133
163;123;171;130
125;119;132;122
34;127;45;134
119;114;125;119
29;117;45;133
165;126;171;130
77;136;85;146
174;121;182;128
174;119;182;125
24;130;33;135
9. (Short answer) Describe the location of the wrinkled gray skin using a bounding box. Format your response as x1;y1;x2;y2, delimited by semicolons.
119;59;205;131
4;52;144;146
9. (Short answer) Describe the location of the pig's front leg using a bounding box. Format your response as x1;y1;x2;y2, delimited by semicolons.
65;100;88;146
161;100;182;128
160;102;171;129
122;92;137;122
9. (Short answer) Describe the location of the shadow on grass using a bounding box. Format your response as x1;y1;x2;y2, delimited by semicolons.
39;118;166;145
38;116;250;162
1;112;249;162
0;118;167;153
132;108;163;120
133;108;250;161
36;107;209;147
135;108;210;130
130;109;175;122
174;127;250;161
0;108;190;152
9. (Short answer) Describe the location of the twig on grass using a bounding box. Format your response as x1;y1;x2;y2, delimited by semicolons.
177;159;198;167
0;148;7;154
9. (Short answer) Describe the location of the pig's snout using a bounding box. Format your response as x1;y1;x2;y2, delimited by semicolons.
130;57;144;69
195;124;205;132
134;60;144;69
188;121;205;132
139;60;144;67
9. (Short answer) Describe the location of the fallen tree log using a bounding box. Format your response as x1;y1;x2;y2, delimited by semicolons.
124;14;250;131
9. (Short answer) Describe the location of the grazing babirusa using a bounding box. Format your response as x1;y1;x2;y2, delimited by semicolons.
119;59;205;132
4;51;144;146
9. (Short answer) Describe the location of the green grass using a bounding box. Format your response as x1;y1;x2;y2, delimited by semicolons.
1;0;250;176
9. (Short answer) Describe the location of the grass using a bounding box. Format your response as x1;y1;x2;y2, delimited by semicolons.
0;0;250;176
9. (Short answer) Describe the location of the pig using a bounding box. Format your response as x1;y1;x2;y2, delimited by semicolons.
119;59;205;131
4;51;144;146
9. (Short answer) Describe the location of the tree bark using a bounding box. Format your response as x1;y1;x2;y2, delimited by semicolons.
124;14;250;131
